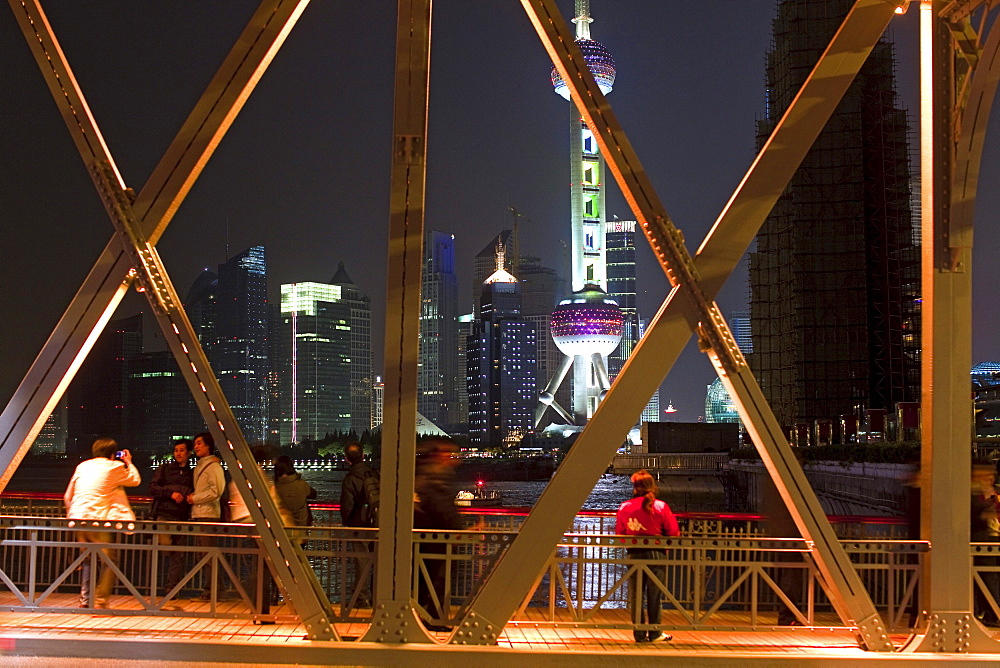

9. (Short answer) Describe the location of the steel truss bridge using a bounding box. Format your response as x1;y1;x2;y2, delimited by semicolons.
2;0;1000;659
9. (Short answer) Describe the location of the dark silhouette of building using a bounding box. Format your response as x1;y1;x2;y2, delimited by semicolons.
65;314;142;458
128;350;200;456
749;0;920;426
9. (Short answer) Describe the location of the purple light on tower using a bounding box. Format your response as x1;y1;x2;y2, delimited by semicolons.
551;284;624;358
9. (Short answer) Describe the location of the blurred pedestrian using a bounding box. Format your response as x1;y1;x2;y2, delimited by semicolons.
972;458;1000;626
414;437;463;631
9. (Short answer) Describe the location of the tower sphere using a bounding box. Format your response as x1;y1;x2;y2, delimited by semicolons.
550;284;623;357
551;39;616;100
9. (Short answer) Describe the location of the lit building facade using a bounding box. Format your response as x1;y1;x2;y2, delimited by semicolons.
419;231;461;429
606;219;659;423
705;377;742;425
186;245;269;443
330;262;374;434
467;247;538;448
271;282;352;444
371;376;384;430
128;351;200;455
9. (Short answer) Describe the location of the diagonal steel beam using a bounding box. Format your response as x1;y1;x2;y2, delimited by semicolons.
0;0;309;492
2;0;338;640
458;0;901;651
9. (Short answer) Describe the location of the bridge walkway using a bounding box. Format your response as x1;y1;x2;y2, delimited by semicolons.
0;598;994;665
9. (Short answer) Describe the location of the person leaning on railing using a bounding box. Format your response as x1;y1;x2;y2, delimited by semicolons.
64;438;142;609
615;469;679;643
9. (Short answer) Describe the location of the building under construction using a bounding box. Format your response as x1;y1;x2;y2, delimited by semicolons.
749;0;921;429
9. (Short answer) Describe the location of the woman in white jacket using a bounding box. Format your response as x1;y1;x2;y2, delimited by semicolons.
186;432;225;599
64;438;141;609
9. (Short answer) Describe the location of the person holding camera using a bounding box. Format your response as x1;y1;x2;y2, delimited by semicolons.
64;437;142;609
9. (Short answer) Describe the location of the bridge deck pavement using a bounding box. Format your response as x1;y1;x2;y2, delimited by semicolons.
0;596;998;665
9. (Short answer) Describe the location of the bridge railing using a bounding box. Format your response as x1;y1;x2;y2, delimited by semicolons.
0;514;930;634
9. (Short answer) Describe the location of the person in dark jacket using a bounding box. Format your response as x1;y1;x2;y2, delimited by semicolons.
340;443;378;608
149;439;193;596
340;443;378;527
413;437;463;631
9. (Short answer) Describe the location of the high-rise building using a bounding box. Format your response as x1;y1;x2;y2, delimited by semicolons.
33;400;67;454
419;231;461;429
185;246;269;443
519;256;571;424
65;314;143;458
371;376;384;430
467;244;538;448
749;0;920;426
271;282;352;444
214;246;269;443
606;219;660;423
330;262;374;434
472;231;512;319
456;313;474;421
128;350;200;456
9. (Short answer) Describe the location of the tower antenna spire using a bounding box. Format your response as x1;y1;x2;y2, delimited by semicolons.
573;0;593;40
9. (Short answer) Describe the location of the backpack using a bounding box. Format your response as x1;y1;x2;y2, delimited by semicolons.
360;468;380;527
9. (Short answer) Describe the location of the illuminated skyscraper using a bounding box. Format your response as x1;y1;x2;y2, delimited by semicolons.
605;219;659;423
419;231;461;428
271;282;352;444
467;243;538;448
186;245;269;443
330;262;374;434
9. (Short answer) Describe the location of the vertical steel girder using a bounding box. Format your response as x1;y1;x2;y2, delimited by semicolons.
0;0;310;491
363;0;434;644
3;0;338;641
457;0;903;652
903;0;1000;653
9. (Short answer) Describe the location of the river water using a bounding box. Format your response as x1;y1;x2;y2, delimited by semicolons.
8;458;635;511
299;468;634;510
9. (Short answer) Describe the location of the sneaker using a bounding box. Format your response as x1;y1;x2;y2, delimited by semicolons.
650;632;671;642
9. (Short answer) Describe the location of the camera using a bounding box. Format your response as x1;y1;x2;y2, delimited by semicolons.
114;450;126;460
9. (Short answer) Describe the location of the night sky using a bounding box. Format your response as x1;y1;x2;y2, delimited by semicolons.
2;2;999;427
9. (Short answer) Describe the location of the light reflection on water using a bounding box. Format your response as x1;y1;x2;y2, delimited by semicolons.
300;469;634;510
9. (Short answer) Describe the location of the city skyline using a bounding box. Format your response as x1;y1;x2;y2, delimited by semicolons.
3;3;1000;427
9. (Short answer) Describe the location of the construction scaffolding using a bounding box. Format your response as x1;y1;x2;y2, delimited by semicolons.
750;0;921;429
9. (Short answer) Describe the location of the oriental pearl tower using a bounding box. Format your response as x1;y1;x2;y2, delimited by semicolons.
536;0;623;428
